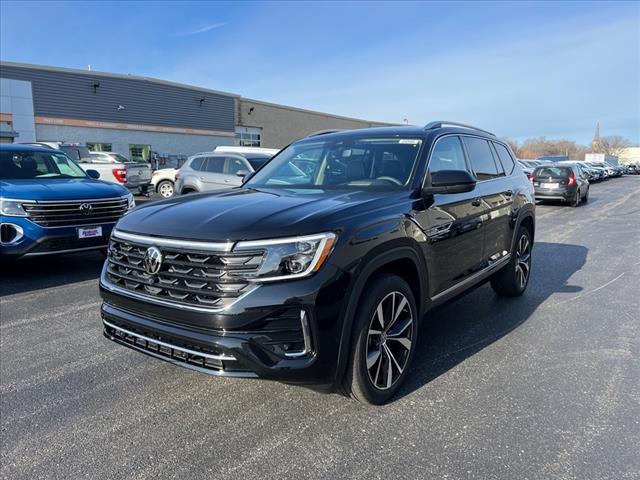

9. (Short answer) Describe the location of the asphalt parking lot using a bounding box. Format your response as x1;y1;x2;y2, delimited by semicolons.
1;177;639;480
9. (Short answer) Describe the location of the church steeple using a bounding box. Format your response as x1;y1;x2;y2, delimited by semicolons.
591;122;601;152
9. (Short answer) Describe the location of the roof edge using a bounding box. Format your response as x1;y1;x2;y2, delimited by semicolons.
0;60;241;98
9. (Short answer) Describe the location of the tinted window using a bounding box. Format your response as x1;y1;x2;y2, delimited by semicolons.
463;137;499;180
190;157;205;171
428;136;467;174
493;143;515;174
226;157;248;175
534;166;571;177
205;156;225;173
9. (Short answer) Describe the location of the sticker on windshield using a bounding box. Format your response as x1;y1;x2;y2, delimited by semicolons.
399;139;420;145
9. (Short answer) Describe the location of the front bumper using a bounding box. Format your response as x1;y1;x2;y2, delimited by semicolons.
0;216;114;258
99;262;351;386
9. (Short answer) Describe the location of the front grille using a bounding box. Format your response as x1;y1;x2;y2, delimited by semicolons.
23;197;128;227
106;236;264;309
103;319;253;376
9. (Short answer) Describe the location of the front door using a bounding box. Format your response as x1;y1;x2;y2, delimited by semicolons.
415;135;485;297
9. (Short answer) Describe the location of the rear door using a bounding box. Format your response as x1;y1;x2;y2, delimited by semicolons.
462;136;514;266
199;156;227;190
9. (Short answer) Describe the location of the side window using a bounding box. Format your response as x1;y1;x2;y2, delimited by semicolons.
205;156;225;173
190;157;205;171
463;137;500;181
493;142;515;175
428;136;468;174
226;157;248;175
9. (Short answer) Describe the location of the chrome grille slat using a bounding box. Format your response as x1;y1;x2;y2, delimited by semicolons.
23;197;128;227
106;237;264;308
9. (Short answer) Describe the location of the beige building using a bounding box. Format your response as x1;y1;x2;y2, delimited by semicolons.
618;147;640;165
236;98;393;149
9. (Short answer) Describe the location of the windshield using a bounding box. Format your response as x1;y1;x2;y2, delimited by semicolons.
0;150;88;179
246;136;423;190
60;145;92;161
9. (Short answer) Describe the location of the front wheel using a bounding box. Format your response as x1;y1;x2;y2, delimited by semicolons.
157;180;175;198
342;274;418;404
490;226;532;297
582;187;589;202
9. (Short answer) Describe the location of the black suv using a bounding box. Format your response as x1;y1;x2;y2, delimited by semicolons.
100;122;535;404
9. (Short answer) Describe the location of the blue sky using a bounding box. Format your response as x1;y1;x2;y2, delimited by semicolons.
1;0;638;144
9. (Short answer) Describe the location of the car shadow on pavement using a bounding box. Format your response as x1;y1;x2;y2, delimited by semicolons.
397;241;588;400
0;251;105;297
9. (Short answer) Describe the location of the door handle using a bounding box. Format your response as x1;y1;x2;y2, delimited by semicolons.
471;198;481;207
199;176;205;180
224;179;231;183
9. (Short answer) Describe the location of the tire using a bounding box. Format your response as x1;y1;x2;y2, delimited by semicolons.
157;180;175;198
583;187;589;202
181;188;196;195
490;226;532;297
570;191;580;207
342;274;418;405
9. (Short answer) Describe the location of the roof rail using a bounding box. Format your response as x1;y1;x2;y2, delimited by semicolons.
424;121;495;137
306;129;342;138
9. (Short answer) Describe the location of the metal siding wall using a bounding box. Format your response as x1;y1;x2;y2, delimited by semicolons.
0;66;235;132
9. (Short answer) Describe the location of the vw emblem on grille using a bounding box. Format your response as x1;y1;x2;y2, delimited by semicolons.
79;203;93;215
143;246;163;275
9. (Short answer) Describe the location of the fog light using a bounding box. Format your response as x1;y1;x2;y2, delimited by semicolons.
0;223;24;245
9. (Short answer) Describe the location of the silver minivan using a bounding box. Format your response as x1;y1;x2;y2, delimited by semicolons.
175;152;272;194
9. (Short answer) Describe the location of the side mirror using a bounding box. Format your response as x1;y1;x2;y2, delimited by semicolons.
422;169;476;195
236;170;252;181
86;169;101;179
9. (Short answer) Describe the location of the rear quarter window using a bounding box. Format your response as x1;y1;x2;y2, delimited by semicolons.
493;142;515;174
189;157;205;171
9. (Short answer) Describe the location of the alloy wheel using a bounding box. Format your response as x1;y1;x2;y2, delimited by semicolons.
366;291;414;390
515;234;531;289
159;182;174;197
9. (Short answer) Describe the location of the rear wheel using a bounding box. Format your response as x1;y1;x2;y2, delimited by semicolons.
157;180;175;198
570;191;580;207
490;226;532;297
342;274;418;405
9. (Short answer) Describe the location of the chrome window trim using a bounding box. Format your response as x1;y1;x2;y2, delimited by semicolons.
100;266;259;313
112;229;234;252
102;318;236;361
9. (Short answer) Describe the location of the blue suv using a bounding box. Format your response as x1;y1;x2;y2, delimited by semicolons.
1;144;134;259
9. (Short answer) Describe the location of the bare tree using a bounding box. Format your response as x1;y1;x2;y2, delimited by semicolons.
596;136;632;157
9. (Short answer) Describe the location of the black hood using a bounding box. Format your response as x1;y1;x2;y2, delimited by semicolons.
116;187;411;242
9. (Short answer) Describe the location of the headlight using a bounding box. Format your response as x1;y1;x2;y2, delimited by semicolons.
124;193;135;209
233;232;337;282
0;198;28;217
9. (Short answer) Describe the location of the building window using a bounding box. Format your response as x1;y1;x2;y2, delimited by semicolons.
87;143;112;152
235;127;262;147
129;144;151;162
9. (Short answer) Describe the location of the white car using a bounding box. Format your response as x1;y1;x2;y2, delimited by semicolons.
151;168;179;198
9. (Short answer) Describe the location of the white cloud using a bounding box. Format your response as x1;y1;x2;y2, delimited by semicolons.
176;22;227;37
